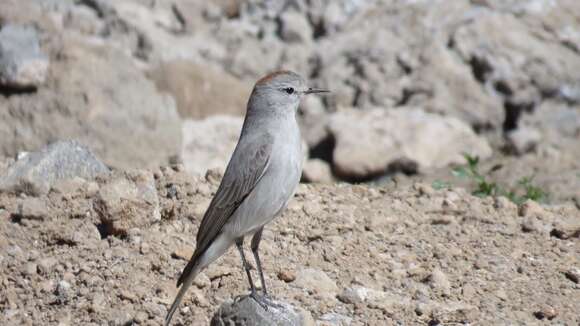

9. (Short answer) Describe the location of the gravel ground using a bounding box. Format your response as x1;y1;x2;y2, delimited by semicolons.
1;166;578;325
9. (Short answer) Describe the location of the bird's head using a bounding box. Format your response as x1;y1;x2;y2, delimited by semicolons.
248;70;329;115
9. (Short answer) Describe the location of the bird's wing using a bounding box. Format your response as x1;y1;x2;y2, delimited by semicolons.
177;132;273;286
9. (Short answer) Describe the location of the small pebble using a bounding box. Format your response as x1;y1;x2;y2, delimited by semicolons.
277;270;296;283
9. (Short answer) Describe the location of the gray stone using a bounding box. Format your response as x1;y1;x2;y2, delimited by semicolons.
56;280;71;302
211;295;307;326
303;159;333;183
0;24;48;89
507;127;542;155
0;140;109;196
280;11;313;43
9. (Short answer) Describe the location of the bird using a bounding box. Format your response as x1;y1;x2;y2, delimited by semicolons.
165;70;329;325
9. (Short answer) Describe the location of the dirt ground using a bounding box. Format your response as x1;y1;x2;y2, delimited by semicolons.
1;166;578;325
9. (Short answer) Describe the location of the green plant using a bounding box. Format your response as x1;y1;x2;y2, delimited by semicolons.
446;154;548;204
451;154;499;197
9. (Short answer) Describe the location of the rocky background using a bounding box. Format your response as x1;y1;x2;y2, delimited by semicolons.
0;0;579;325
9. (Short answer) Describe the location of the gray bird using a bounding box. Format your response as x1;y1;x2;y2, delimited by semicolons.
165;70;328;325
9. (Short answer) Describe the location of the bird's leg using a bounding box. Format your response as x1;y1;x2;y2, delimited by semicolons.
236;239;270;310
251;228;282;309
235;239;257;296
250;228;268;296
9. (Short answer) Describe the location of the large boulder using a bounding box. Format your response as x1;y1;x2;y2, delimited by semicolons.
0;39;182;169
0;24;49;89
149;60;250;119
328;108;492;180
452;12;580;109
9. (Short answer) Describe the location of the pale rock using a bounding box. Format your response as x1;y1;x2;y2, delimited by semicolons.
18;197;48;220
0;24;48;89
303;159;334;183
328;108;492;180
427;268;451;297
148;60;250;119
294;268;339;297
507;127;542;155
317;312;352;326
0;141;109;196
94;171;161;235
181;116;243;176
280;11;313;43
337;286;411;313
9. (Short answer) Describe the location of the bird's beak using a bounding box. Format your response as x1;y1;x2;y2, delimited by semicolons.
304;87;330;94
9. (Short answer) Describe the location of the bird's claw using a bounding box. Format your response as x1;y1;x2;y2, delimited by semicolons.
250;292;282;310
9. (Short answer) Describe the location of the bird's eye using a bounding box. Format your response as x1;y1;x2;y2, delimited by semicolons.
283;87;295;94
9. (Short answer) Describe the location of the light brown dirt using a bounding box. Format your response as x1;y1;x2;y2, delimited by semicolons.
0;167;579;325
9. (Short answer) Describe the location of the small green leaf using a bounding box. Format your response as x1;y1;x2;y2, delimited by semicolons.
452;167;468;178
432;180;451;190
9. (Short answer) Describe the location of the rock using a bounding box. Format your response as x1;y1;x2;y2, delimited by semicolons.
337;286;370;304
303;159;333;183
94;171;161;235
534;304;558;320
22;262;37;276
426;268;451;297
211;295;308;326
280;11;313;43
317;312;352;326
0;24;48;89
453;13;580;107
172;247;194;261
563;268;580;284
0;40;182;170
337;286;411;313
17;197;48;220
408;42;505;128
328;108;492;180
298;95;329;148
148;60;250;119
518;199;546;218
37;257;58;275
294;268;338;297
71;220;101;246
507;127;542;155
0;140;109;196
193;272;211;289
277;270;297;283
51;177;87;196
56;280;71;303
181;116;243;176
428;301;480;323
520;217;544;233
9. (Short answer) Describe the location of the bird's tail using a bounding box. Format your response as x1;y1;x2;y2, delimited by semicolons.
164;259;201;326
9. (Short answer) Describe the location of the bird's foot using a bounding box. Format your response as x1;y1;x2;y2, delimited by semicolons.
249;292;282;310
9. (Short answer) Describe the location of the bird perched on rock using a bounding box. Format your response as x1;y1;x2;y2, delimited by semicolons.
165;70;329;325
